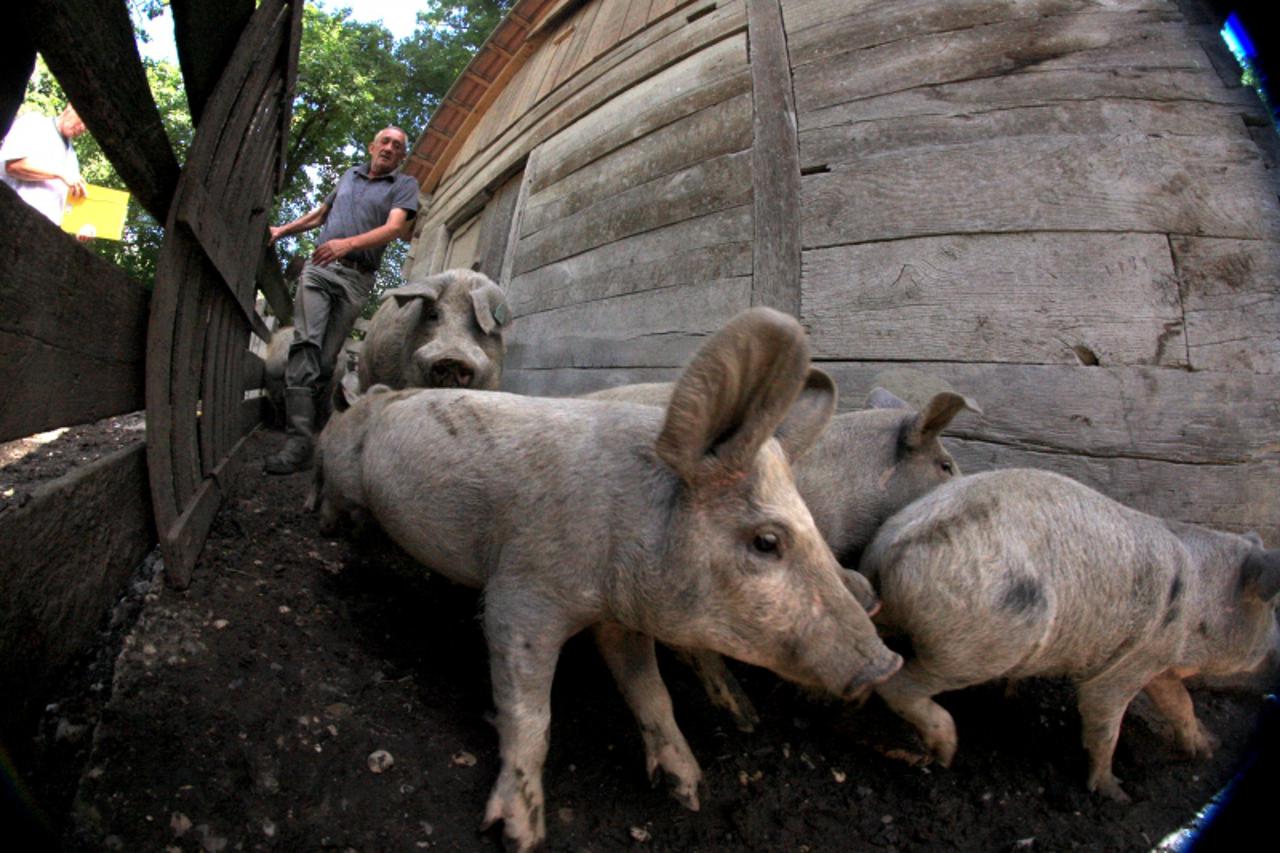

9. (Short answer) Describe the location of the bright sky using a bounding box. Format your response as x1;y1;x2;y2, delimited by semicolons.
138;1;426;62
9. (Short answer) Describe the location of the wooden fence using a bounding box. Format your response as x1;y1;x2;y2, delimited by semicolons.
1;0;302;733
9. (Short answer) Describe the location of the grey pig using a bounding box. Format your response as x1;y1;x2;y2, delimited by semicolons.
358;268;509;391
317;307;902;850
588;382;978;730
860;468;1280;802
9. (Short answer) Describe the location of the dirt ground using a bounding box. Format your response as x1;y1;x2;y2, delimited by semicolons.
3;420;1275;851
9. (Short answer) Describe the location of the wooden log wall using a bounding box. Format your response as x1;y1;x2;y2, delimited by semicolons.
0;189;152;732
784;0;1280;538
412;0;775;395
410;0;1279;540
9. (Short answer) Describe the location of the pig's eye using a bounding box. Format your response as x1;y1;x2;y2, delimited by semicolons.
752;532;781;556
940;460;954;475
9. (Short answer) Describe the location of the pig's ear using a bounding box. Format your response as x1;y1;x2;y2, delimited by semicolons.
470;281;511;335
657;307;809;485
775;368;836;461
866;387;910;410
903;392;982;449
1242;550;1280;602
384;274;447;307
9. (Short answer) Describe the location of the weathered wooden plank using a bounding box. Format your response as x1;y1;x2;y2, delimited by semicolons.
428;0;748;232
819;361;1280;464
176;180;274;342
802;233;1185;366
800;96;1256;171
579;0;630;69
792;8;1205;115
801;134;1280;248
530;33;750;195
521;90;752;236
476;169;525;280
800;66;1258;139
0;186;148;442
783;0;1170;69
1;27;34;135
1172;236;1280;375
26;0;180;223
0;442;153;732
508;204;752;312
498;154;540;286
503;364;676;397
747;0;800;315
946;438;1280;542
257;244;294;326
147;0;299;585
162;427;254;589
171;0;257;124
649;0;686;23
514;148;753;275
539;1;600;100
507;274;751;370
621;0;655;41
515;233;752;316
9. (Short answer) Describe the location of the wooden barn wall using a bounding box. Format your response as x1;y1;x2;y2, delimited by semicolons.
410;0;758;396
783;0;1280;539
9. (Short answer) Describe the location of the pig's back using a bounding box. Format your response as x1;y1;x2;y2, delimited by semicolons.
360;389;665;587
864;469;1188;681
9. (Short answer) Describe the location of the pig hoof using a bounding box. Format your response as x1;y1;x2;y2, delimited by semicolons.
1184;724;1217;759
1089;774;1132;804
482;792;543;852
663;772;701;812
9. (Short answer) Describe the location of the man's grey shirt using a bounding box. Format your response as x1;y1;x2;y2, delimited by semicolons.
319;163;419;272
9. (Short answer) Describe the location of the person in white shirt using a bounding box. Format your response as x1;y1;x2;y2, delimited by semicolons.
1;104;93;239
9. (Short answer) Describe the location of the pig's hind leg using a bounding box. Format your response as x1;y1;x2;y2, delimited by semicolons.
1142;670;1216;757
594;624;703;810
1075;670;1153;803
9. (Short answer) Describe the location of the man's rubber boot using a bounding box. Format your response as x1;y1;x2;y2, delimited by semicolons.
264;387;315;474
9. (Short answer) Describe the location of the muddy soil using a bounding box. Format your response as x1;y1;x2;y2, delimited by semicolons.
3;424;1274;851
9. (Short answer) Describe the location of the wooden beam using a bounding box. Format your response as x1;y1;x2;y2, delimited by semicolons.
257;244;294;325
175;179;274;342
0;185;148;442
26;0;180;223
2;23;35;135
171;0;256;125
160;428;254;589
746;0;800;316
0;442;153;733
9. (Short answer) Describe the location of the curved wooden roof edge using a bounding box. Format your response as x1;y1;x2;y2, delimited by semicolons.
403;0;586;193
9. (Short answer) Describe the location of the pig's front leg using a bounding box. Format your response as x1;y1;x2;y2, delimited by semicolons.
594;624;703;810
1143;670;1216;758
481;588;577;852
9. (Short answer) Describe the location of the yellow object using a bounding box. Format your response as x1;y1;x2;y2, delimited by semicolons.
61;184;130;241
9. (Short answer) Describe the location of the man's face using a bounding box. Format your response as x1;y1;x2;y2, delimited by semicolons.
368;129;408;175
58;107;87;140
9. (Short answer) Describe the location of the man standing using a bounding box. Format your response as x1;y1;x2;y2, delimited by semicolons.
1;104;88;227
263;126;419;474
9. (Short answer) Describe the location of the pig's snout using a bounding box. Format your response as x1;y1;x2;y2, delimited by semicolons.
413;344;487;389
427;357;476;388
842;652;903;702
